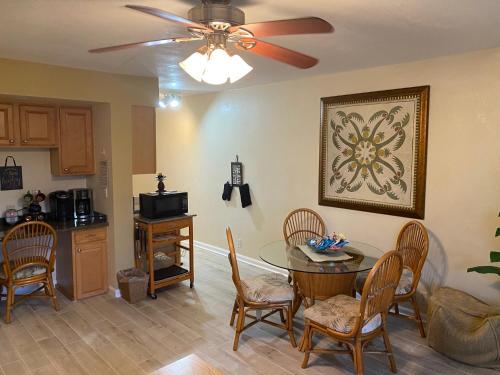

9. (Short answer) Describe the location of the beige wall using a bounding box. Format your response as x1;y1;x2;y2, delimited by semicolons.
156;47;500;304
0;58;158;285
132;174;156;196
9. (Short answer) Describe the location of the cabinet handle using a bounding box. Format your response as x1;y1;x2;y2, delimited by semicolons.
8;139;14;144
63;168;69;173
77;248;82;253
22;139;28;144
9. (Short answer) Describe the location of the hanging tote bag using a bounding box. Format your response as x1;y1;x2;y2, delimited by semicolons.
0;156;23;191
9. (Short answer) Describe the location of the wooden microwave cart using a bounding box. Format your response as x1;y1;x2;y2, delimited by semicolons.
134;214;195;299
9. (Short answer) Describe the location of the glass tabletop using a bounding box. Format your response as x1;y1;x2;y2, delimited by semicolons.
259;240;383;274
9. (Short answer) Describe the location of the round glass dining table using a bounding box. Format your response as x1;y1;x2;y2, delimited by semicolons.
259;240;383;315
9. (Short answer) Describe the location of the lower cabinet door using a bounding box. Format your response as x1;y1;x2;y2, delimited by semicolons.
74;241;108;299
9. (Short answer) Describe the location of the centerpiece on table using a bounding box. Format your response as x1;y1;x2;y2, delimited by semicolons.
307;232;349;252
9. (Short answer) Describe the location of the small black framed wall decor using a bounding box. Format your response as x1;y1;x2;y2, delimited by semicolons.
0;156;23;191
231;156;243;186
318;86;430;219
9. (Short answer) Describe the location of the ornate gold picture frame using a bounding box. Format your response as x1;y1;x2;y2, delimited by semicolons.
319;86;430;218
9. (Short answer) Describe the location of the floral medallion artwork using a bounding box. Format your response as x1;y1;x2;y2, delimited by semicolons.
319;86;429;218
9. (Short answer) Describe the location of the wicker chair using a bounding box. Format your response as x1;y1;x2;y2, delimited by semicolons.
356;221;429;337
226;227;296;351
301;250;403;375
0;221;59;323
283;208;326;309
283;208;326;246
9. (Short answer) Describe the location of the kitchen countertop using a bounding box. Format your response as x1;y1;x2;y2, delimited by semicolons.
0;212;108;240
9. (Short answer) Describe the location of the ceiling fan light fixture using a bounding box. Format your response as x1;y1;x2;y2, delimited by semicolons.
201;47;231;85
229;54;253;83
179;52;208;82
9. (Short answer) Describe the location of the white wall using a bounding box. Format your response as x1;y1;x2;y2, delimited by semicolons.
0;149;86;214
156;47;500;305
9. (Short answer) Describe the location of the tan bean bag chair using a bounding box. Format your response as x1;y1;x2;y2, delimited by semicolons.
427;287;500;368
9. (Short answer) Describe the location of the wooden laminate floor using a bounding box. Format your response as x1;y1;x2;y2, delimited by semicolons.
0;249;497;375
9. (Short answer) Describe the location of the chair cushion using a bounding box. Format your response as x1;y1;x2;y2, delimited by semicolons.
304;294;381;334
241;274;294;303
0;264;47;280
356;268;413;296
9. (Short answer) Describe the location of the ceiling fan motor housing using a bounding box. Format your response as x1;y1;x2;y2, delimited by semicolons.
188;3;245;28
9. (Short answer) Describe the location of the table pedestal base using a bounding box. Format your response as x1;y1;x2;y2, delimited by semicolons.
292;272;357;316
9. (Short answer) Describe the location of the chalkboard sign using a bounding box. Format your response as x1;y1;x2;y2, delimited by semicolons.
0;156;23;191
231;161;243;186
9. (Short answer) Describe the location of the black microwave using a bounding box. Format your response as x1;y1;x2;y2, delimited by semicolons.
139;192;188;219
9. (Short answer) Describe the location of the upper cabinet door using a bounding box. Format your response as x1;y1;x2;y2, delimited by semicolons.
19;105;57;147
132;105;156;174
0;104;16;146
58;107;95;175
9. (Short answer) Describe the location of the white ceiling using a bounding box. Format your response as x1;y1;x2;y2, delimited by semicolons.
1;0;500;94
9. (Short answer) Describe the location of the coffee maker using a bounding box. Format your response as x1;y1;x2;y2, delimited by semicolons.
71;188;93;221
49;190;74;222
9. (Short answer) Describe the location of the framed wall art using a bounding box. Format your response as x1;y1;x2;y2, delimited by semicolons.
318;86;429;219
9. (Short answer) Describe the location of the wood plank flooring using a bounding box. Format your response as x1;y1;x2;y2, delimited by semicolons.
0;249;497;375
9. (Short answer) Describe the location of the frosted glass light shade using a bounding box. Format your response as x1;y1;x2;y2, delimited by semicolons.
202;48;231;85
229;54;253;83
179;48;254;85
179;52;208;82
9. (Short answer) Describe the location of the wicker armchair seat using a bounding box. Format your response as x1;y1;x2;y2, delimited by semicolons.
0;263;47;280
241;274;294;303
304;294;381;334
427;287;500;368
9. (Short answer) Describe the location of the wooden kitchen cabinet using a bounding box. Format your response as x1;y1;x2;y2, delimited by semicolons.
56;227;108;300
132;105;156;174
19;105;58;147
51;107;95;176
75;240;108;299
0;104;16;146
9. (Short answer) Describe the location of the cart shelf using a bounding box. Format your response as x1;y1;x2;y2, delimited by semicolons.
134;214;196;299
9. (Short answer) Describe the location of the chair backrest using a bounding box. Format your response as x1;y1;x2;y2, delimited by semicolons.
226;227;245;299
396;221;429;290
2;221;57;279
358;250;403;330
283;208;326;246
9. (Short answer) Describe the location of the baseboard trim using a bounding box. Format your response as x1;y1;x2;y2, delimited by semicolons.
194;240;288;276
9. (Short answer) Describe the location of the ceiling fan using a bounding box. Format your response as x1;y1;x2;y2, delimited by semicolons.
89;0;334;85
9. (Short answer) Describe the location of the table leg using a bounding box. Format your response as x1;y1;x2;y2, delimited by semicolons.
189;222;194;288
145;224;157;299
292;279;303;318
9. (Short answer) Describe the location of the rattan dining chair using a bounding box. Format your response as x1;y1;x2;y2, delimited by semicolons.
283;208;326;246
301;250;403;375
283;208;326;311
226;227;296;350
356;220;429;337
0;221;59;323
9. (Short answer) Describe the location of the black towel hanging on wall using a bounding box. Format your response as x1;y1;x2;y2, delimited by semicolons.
239;183;252;208
222;181;233;201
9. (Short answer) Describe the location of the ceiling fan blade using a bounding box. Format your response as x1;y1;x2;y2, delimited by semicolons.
89;37;199;53
229;17;333;37
236;38;318;69
125;5;209;30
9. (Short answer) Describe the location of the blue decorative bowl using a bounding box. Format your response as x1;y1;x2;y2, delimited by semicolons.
307;236;349;252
